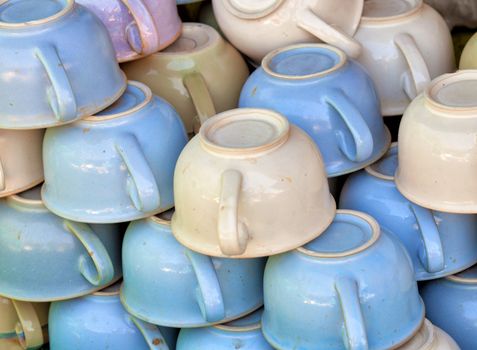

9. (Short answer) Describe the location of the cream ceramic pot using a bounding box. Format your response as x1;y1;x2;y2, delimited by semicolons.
397;320;460;350
0;129;44;198
396;71;477;213
172;108;336;258
460;32;477;69
122;23;249;134
212;0;363;63
354;0;455;116
0;297;49;350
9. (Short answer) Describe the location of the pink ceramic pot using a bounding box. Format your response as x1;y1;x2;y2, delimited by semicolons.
77;0;182;62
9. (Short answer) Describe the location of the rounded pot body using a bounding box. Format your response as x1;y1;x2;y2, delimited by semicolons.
460;32;477;69
397;320;460;350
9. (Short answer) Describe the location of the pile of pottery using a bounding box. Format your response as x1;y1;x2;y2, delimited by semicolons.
1;0;477;349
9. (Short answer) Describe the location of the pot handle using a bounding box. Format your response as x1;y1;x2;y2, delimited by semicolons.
409;203;445;273
218;169;249;256
116;134;160;213
12;300;44;350
296;7;361;58
394;33;431;99
324;89;374;163
335;277;368;350
123;0;160;55
0;156;5;191
183;72;216;133
65;220;115;287
131;316;170;350
185;250;225;323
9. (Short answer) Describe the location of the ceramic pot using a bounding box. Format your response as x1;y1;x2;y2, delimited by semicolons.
0;187;123;302
420;265;477;350
172;108;336;258
240;44;390;177
212;0;363;63
176;309;273;350
122;23;249;134
49;283;178;350
0;297;49;350
397;320;460;350
0;0;126;129
354;0;455;116
121;211;266;327
0;129;44;198
42;81;188;224
340;143;477;280
396;70;477;213
76;0;182;62
460;32;477;69
262;210;424;350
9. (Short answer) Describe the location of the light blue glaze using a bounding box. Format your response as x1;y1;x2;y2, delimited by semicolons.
49;284;178;350
262;211;424;350
420;266;477;350
239;45;390;177
121;211;266;327
176;309;273;350
340;144;477;280
42;82;188;224
0;187;123;302
0;0;126;129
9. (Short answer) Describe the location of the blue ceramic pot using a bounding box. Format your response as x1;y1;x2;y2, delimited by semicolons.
239;44;390;177
262;210;424;350
0;187;123;302
42;81;188;224
176;309;273;350
0;0;126;129
340;143;477;280
49;283;178;350
121;211;266;327
420;266;477;350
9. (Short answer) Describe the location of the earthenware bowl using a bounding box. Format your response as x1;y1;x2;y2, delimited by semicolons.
460;32;477;69
397;319;459;350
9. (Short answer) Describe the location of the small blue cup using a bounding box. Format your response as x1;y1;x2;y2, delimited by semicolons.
340;143;477;280
239;44;390;177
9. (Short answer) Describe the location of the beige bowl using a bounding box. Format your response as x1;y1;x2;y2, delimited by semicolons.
460;32;477;69
396;70;477;213
398;319;459;350
172;108;336;258
0;129;44;198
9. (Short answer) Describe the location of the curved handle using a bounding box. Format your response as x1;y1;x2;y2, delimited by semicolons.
394;33;431;99
185;250;225;323
116;134;160;213
335;277;368;350
123;0;160;55
217;169;249;256
35;45;77;123
12;300;44;350
65;220;115;287
409;203;445;273
296;7;361;58
183;72;216;134
0;156;5;191
131;316;170;350
324;90;374;162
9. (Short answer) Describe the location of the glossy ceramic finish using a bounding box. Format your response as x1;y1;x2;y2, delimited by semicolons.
340;144;477;280
42;81;188;224
122;23;249;134
420;266;477;350
121;212;266;327
0;187;123;302
212;0;363;63
240;44;391;177
396;71;477;213
397;320;460;350
172;108;336;258
0;129;44;198
176;309;273;350
354;0;455;116
49;284;178;350
0;0;126;129
460;33;477;69
77;0;182;62
263;210;424;350
177;0;203;4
